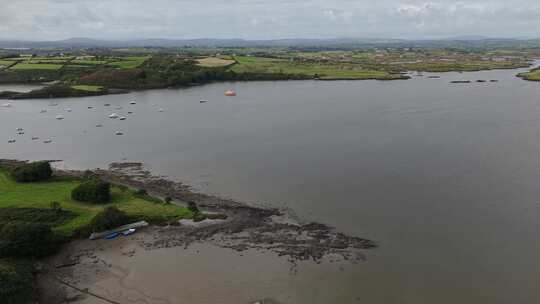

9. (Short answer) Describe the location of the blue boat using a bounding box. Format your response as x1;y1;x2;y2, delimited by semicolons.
105;232;119;240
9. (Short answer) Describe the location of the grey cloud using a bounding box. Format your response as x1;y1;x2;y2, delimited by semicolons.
0;0;539;40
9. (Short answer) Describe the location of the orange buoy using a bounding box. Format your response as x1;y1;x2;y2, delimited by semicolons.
225;89;236;96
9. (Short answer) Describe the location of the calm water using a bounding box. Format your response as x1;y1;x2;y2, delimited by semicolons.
3;67;540;303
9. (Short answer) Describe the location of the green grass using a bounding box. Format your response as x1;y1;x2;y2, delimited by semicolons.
230;55;400;80
0;170;192;236
71;60;108;65
518;68;540;81
9;63;63;70
108;56;151;69
71;85;104;92
197;57;235;67
0;60;13;66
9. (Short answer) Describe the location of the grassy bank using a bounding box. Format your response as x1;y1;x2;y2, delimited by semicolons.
518;68;540;81
230;55;406;80
0;170;192;236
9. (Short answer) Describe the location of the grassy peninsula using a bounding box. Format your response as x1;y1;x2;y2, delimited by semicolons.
0;46;537;99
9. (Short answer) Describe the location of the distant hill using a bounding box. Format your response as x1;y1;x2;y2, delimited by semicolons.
0;37;539;49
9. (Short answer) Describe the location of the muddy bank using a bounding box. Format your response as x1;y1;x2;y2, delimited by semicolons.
39;235;366;304
1;159;376;263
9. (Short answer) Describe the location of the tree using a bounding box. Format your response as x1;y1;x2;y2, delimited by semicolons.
71;179;111;203
89;207;130;232
0;222;60;258
11;161;52;182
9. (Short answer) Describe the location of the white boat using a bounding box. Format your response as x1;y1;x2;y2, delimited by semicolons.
16;128;23;131
55;115;64;120
95;124;102;127
115;106;123;110
31;137;39;140
43;139;52;143
115;131;124;135
158;108;164;112
200;100;209;103
122;228;136;236
8;139;16;143
2;103;11;108
109;113;119;118
119;116;127;121
130;101;136;105
65;108;72;112
40;109;47;113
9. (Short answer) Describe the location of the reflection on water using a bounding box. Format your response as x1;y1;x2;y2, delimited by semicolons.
3;67;540;303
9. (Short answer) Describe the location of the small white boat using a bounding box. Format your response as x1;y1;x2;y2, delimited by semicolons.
2;103;11;108
109;113;119;119
119;116;127;121
31;137;39;140
49;103;58;107
8;139;16;143
122;228;136;236
115;106;123;110
158;108;164;112
200;100;209;103
16;128;23;131
17;131;24;135
43;139;52;143
127;111;133;114
65;108;72;112
104;103;111;107
40;109;47;113
115;131;124;135
55;115;64;120
96;124;102;127
88;106;93;109
130;101;136;105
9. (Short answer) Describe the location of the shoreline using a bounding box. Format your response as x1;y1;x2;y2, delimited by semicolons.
1;159;376;302
1;62;536;100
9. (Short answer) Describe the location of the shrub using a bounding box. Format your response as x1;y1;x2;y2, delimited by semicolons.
0;259;33;304
89;207;130;232
11;161;52;182
135;189;148;196
193;213;207;222
206;213;228;220
187;201;200;214
50;201;62;213
0;207;75;230
0;222;60;258
71;179;111;203
164;197;172;204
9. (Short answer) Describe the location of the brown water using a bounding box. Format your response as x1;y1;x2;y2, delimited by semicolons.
3;66;540;303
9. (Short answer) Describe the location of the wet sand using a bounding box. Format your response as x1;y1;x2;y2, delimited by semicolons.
40;228;366;304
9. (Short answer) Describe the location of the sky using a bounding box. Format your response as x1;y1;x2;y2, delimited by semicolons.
1;0;539;40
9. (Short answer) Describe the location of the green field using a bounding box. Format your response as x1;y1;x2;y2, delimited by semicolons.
197;57;235;67
230;56;400;80
0;60;13;66
0;170;192;235
10;63;64;70
518;68;540;81
71;59;108;65
71;85;104;92
108;56;151;69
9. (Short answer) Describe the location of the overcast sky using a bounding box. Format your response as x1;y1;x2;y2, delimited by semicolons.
1;0;539;40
